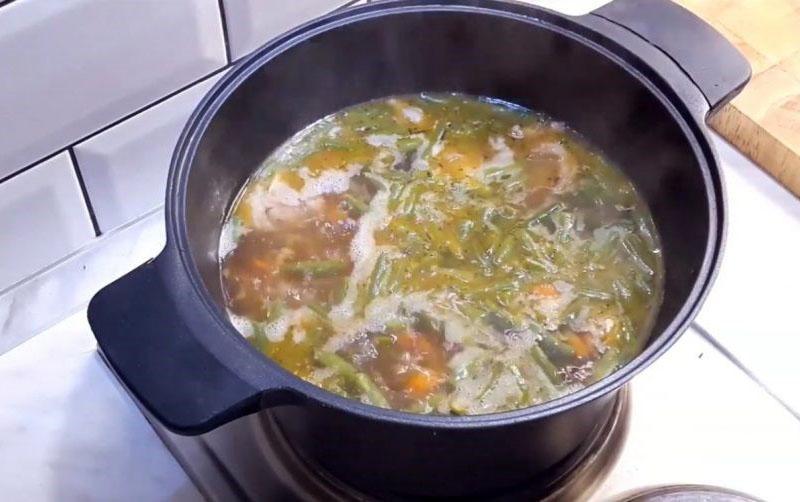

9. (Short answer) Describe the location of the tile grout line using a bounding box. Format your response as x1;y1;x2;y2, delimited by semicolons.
0;0;360;186
692;322;800;422
67;148;102;237
216;0;233;64
0;64;231;186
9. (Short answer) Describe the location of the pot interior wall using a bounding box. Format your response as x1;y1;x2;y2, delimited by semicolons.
185;9;710;350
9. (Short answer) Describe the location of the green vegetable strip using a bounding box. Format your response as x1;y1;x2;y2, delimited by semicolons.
478;363;504;401
422;121;447;159
282;260;348;277
508;363;531;406
495;234;516;265
368;253;392;299
590;348;620;382
315;350;390;408
250;323;270;353
527;203;564;229
621;235;655;276
541;336;577;359
344;193;369;215
354;373;392;408
530;344;561;385
578;288;614;300
397;136;423;153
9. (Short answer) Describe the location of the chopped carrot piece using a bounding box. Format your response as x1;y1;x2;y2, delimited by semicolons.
435;140;484;179
565;333;595;359
303;146;376;175
277;170;305;190
405;371;440;397
304;149;349;173
531;283;559;298
252;258;271;271
320;196;347;223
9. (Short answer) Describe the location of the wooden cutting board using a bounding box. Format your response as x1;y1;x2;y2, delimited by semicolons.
671;0;800;197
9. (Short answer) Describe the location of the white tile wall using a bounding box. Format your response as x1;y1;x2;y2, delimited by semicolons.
74;72;226;233
0;153;95;291
0;0;227;179
221;0;351;60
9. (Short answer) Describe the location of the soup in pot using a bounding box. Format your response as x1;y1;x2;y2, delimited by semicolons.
219;94;663;415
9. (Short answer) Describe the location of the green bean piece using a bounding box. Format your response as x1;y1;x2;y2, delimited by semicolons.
523;256;557;275
578;288;614;300
344;193;369;215
262;301;285;325
484;164;521;183
307;304;333;332
363;171;391;191
530;344;562;385
495;234;517;264
250;323;270;353
368;253;392;299
621;234;655;276
414;313;444;337
423;121;447;159
354;373;391;408
435;267;476;284
228;216;248;244
591;348;620;382
314;350;390;408
456;302;485;324
282;260;348;278
372;335;395;348
527;203;564;229
518;228;539;252
508;363;531;406
307;303;328;318
612;279;632;300
483;311;514;332
450;399;469;415
392;181;418;212
458;220;475;241
315;350;358;377
397;136;423;153
399;184;421;215
482;207;500;232
554;212;575;243
478;363;504;401
541;336;577;360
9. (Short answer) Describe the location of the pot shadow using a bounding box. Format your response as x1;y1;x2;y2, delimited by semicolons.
50;348;201;501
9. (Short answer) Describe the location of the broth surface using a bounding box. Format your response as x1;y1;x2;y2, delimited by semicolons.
220;94;663;415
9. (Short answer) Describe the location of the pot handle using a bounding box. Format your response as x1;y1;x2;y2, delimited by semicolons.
592;0;751;116
88;256;293;435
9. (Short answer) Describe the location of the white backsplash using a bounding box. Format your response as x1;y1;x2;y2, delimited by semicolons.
0;0;226;178
0;152;95;289
74;71;227;233
222;0;353;60
0;0;356;295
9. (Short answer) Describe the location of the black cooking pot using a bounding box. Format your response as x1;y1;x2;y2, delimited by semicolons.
89;0;749;498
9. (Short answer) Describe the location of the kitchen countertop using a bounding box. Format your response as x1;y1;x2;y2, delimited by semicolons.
1;133;799;501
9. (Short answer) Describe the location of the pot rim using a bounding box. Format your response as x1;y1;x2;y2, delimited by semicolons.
165;0;724;429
